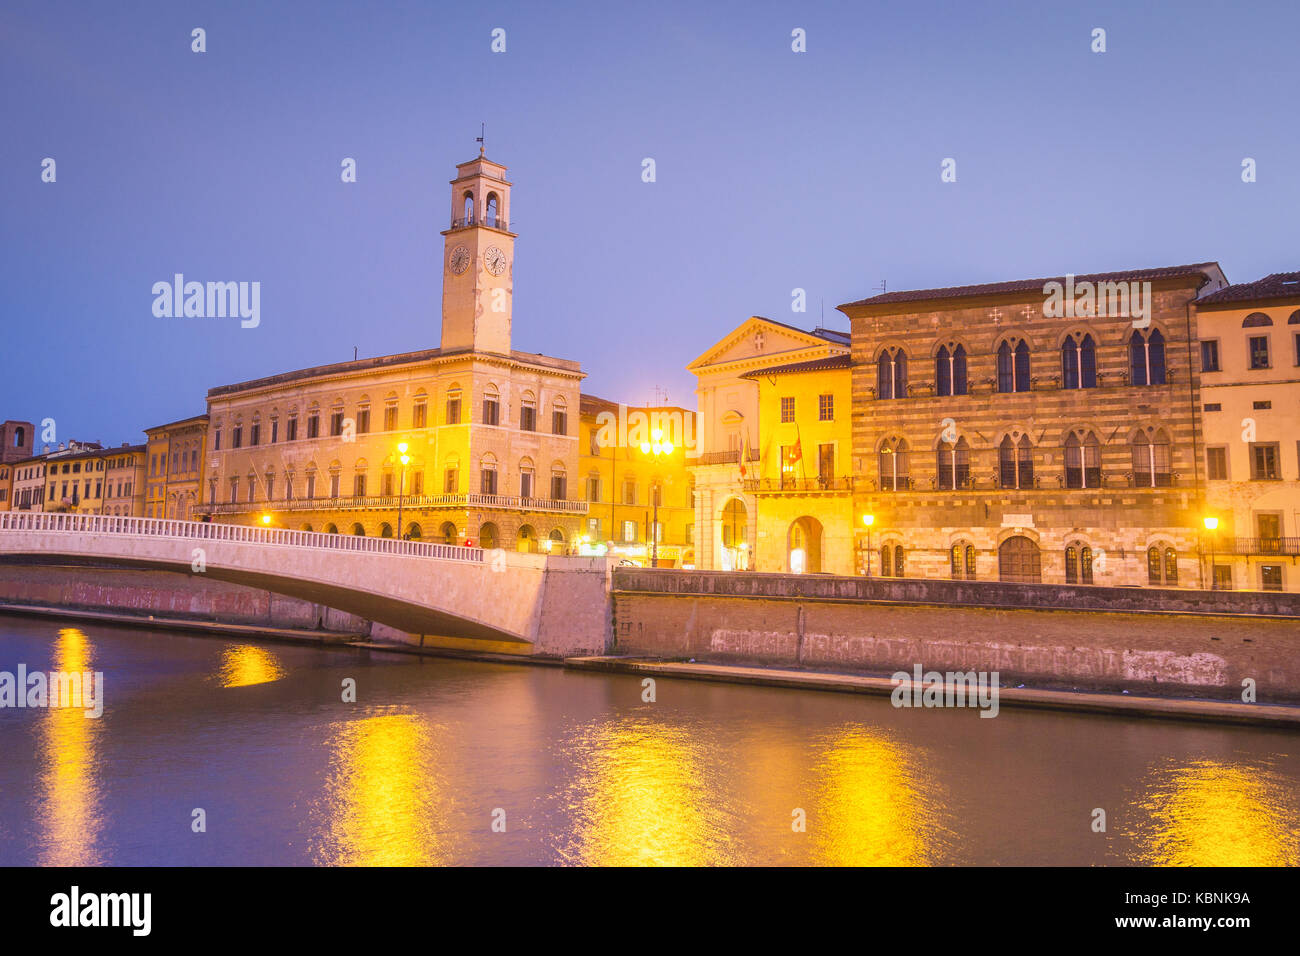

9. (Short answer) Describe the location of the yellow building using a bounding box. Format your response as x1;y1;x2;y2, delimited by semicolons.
579;395;696;566
1195;272;1300;591
686;316;851;570
102;444;147;516
37;442;107;513
144;415;208;519
739;355;855;574
198;151;588;549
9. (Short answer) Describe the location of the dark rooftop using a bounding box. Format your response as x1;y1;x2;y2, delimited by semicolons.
1196;272;1300;306
838;263;1222;309
740;354;853;378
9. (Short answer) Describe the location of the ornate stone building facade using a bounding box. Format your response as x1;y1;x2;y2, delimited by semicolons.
198;152;588;547
840;263;1229;586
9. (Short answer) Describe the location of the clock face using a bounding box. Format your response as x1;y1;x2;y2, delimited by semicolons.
448;245;471;275
483;246;507;276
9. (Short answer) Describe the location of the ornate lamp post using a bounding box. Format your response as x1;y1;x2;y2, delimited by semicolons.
639;428;675;568
396;442;410;540
1203;515;1219;590
862;513;875;578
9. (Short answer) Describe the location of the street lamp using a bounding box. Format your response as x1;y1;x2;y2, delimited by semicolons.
861;514;875;578
396;442;410;540
639;428;674;568
1203;515;1219;590
260;512;273;527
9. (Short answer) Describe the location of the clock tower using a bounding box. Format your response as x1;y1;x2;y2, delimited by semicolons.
439;151;515;355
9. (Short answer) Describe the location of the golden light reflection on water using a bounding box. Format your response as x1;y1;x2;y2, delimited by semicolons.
313;713;444;866
1132;758;1300;866
217;644;286;688
562;719;737;866
36;627;103;866
812;727;948;866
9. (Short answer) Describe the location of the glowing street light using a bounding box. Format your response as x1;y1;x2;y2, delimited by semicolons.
396;441;411;541
260;513;273;526
640;428;672;568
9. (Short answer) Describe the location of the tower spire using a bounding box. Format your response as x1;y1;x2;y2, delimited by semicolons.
477;123;485;157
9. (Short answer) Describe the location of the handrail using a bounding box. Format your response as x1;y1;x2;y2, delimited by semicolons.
0;511;484;562
199;492;587;515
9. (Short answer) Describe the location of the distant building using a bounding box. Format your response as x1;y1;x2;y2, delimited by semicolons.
578;394;696;566
1195;272;1300;591
197;151;588;547
144;416;208;519
102;444;148;516
0;421;34;464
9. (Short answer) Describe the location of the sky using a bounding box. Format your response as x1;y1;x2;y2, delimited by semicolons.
2;0;1298;447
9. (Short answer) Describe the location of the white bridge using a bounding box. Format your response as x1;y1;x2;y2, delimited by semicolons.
0;512;613;649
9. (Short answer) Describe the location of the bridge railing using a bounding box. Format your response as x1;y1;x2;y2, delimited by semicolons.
0;511;485;562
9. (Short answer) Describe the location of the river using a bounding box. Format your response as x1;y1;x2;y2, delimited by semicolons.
1;615;1297;865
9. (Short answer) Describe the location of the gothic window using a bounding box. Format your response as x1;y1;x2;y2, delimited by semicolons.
879;437;910;491
937;437;970;490
1061;333;1097;389
1129;329;1167;385
877;348;908;400
935;344;968;396
1131;428;1172;487
1064;431;1102;488
998;435;1034;489
997;338;1031;392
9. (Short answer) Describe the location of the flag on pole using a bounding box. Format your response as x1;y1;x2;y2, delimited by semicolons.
738;430;749;480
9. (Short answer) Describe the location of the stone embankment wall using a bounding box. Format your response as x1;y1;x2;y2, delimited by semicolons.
611;569;1300;701
0;564;369;633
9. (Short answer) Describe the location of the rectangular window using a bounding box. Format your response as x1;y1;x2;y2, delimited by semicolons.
247;480;255;504
383;405;397;431
214;429;221;451
413;402;427;428
587;517;600;539
818;394;834;421
623;479;636;505
587;476;601;502
780;397;795;422
285;477;293;501
1253;400;1272;410
481;468;497;496
287;417;298;441
622;520;636;543
382;473;394;496
553;410;567;435
353;474;366;497
1249;335;1270;369
270;420;278;443
329;473;340;497
818;443;834;481
444;469;457;494
1295;331;1300;366
250;424;260;446
411;472;423;495
445;396;461;425
520;405;536;431
265;476;274;500
482;397;500;426
551;474;566;500
232;427;242;449
1206;446;1228;481
1261;565;1283;591
229;477;238;503
1203;403;1222;412
330;412;344;437
1200;340;1220;372
356;409;369;434
1250;443;1280;480
305;473;316;498
307;414;319;439
520;471;533;499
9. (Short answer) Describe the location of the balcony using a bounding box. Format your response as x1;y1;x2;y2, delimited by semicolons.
696;449;761;466
1217;537;1300;557
199;492;586;517
743;476;856;495
449;215;511;231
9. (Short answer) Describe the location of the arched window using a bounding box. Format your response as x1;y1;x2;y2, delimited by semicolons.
1131;428;1172;487
1062;333;1097;389
951;542;977;580
1064;431;1102;488
351;523;365;537
935;344;967;396
937;437;970;490
877;348;908;400
379;522;394;539
407;522;422;541
880;543;904;577
440;521;457;545
1065;543;1094;584
879;437;910;491
1130;329;1166;385
997;338;1031;392
479;522;498;550
1242;312;1273;327
485;192;499;228
1147;545;1180;585
462;191;474;224
998;435;1034;489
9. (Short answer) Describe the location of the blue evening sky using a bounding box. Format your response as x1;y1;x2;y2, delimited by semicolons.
2;0;1297;445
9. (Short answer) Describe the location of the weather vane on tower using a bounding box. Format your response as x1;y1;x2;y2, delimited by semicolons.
477;123;485;156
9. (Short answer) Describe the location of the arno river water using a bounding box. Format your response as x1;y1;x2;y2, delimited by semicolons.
1;614;1297;866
